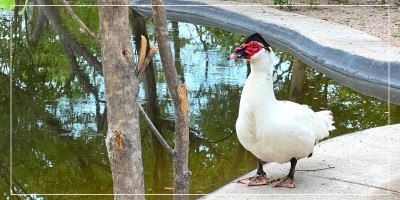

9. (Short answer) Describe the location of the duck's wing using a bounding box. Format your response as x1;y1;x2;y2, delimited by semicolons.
275;101;335;143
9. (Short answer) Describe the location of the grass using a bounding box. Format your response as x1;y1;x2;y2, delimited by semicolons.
358;15;366;30
308;0;319;10
395;23;400;37
333;0;349;4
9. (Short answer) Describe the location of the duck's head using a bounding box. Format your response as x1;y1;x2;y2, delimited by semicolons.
228;33;273;63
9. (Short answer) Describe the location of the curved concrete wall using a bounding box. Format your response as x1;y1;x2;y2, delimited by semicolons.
130;0;400;105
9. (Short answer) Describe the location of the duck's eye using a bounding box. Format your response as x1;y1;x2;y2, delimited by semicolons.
253;44;258;48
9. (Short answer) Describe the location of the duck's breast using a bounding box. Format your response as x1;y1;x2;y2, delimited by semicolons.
236;101;317;163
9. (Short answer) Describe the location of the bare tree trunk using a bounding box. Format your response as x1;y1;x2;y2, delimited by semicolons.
130;9;169;193
289;59;305;103
151;0;190;199
99;1;145;199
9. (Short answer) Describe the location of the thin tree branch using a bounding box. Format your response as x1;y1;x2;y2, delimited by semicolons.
273;67;292;84
138;104;174;156
158;119;230;160
188;126;234;144
209;132;235;143
61;0;101;46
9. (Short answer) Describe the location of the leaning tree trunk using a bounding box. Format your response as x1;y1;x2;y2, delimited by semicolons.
98;1;145;199
289;59;305;103
151;0;191;199
130;10;168;193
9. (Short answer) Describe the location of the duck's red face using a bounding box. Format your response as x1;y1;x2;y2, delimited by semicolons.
229;41;264;60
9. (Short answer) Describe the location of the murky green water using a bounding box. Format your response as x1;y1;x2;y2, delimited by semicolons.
1;5;399;200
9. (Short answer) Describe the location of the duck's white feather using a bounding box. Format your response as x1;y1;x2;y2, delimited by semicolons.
236;48;335;164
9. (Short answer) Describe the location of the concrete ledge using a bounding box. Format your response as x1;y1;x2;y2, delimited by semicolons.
130;0;400;104
199;124;400;199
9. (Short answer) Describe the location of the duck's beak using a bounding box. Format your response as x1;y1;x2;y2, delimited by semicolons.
228;45;247;60
228;53;239;60
227;52;246;60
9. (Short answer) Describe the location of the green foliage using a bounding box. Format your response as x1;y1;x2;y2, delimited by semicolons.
358;15;366;30
17;0;29;15
274;0;288;5
273;0;297;10
333;0;349;4
395;23;400;37
308;0;319;10
379;7;389;19
0;0;28;15
0;0;15;10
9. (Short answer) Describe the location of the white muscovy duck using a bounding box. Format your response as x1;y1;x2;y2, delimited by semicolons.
229;33;335;188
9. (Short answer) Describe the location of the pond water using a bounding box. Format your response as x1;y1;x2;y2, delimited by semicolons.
1;5;399;200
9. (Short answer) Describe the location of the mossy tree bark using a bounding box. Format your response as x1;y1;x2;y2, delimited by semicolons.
98;1;145;199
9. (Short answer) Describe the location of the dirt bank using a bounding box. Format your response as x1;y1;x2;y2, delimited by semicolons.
233;0;400;47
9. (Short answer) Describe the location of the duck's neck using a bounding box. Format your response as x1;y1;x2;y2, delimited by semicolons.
245;58;276;101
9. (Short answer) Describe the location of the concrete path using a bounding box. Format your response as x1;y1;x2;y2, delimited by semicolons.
199;124;400;200
130;0;400;105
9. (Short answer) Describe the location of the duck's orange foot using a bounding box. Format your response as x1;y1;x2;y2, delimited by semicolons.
270;176;295;188
237;175;268;186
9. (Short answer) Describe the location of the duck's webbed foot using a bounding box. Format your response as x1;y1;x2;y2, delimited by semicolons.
270;158;297;188
270;176;295;188
237;159;268;186
237;173;268;186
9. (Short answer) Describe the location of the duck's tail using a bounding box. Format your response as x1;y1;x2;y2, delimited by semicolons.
317;110;336;131
314;110;335;142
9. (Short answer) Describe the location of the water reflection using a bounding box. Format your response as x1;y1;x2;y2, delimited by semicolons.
0;5;398;199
